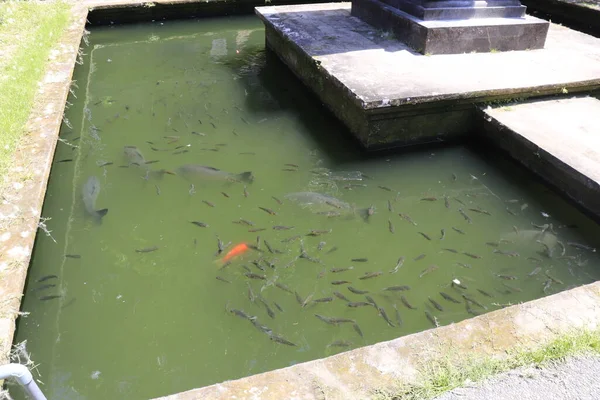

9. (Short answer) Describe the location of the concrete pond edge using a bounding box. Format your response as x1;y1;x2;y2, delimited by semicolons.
0;1;599;400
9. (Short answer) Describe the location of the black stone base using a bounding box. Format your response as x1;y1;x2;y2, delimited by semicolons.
351;0;550;54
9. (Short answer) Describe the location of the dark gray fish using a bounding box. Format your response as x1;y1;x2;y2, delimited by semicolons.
245;272;266;280
136;246;158;253
351;258;368;262
462;294;487;310
393;304;403;326
294;291;304;305
378;307;395;327
331;280;351;285
176;164;253;183
315;315;354;325
39;295;61;301
440;292;460;304
421;197;437;201
443;248;458;254
65;254;81;259
399;213;417;226
313;297;334;303
477;289;493;298
275;282;293;294
274;302;284;312
428;297;444;312
458;208;472;224
331;266;354;273
264;240;283;254
452;227;465;235
567;242;596;252
365;295;379;309
326;246;338;254
457;262;472;269
57;159;73;163
502;282;523;293
414;253;426;261
418;232;432;241
249;228;267;233
419;265;439;278
528;266;542;276
216;276;231;284
359;271;382;280
348;302;371;307
82;176;108;221
98;161;113;167
469;208;491;216
259;206;277;216
388;219;395;234
348;286;369;295
378;186;392;192
328;340;353;348
486;241;499;247
463;252;482;259
191;221;209;228
425;310;438;327
334;291;350;301
401;295;417;310
258;297;276;319
272;196;283;205
440;229;446;240
444;196;450;209
269;334;297;346
234;219;254;226
202;200;215;207
387;200;393;212
273;225;294;231
33;284;56;292
544;270;564;285
495;274;517;280
352;322;364;337
281;234;302;243
307;229;332;237
383;285;410;292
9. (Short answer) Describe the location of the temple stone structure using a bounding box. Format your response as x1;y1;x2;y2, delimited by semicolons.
351;0;550;54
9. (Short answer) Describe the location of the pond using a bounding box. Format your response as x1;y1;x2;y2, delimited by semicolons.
14;15;600;400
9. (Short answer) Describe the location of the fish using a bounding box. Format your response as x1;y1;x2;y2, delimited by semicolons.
493;249;519;257
315;315;354;325
347;302;371;307
221;243;250;263
331;266;354;273
272;196;283;205
348;286;369;295
331;280;351;285
444;196;450;209
301;294;314;308
352;322;364;337
452;173;457;181
175;164;253;183
264;240;282;254
98;161;113;167
123;146;147;166
317;211;342;218
313;297;334;303
462;294;487;310
469;208;491;216
39;295;61;301
281;235;302;243
387;200;394;212
359;271;383;280
284;192;352;214
390;257;405;273
440;229;446;240
421;197;437;201
269;333;297;346
259;206;277;216
295;291;304;305
258;297;276;319
326;246;338;254
202;200;215;207
82;176;108;221
221;192;230;198
502;282;523;293
388;219;395;234
284;163;299;168
190;221;209;228
65;254;81;259
245;272;266;280
234;219;254;226
307;229;332;237
457;262;472;269
401;295;417;310
495;274;518;280
351;258;368;262
477;289;493;298
378;307;395;327
528;266;542;276
273;225;294;230
458;208;472;224
275;282;293;293
378;186;392;192
443;248;458;254
463;252;482;259
485;241;499;247
419;265;439;278
136;246;158;253
328;340;353;348
440;292;460;304
428;297;444;312
567;242;596;252
399;213;417;226
334;291;350;301
418;232;432;241
274;302;284;312
382;285;410;292
452;227;465;235
544;270;564;285
216;276;231;284
33;283;56;292
57;158;73;163
425;311;438;327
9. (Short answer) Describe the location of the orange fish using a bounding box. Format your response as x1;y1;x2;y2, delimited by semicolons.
221;243;249;264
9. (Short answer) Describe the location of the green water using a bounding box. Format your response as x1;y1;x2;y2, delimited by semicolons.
13;16;600;400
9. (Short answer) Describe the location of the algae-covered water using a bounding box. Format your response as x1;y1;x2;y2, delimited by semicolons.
13;16;600;400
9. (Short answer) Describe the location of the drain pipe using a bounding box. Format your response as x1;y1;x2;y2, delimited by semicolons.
0;363;46;400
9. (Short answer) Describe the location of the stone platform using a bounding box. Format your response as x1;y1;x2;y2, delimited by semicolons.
479;96;600;219
255;2;600;149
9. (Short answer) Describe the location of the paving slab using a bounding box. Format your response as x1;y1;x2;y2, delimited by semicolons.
479;96;600;219
255;2;600;149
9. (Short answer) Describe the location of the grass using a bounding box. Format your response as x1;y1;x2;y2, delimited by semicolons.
0;0;71;181
377;329;600;400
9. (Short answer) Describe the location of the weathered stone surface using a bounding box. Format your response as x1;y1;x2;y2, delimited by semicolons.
522;0;600;38
479;96;600;220
256;3;600;148
352;0;549;54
